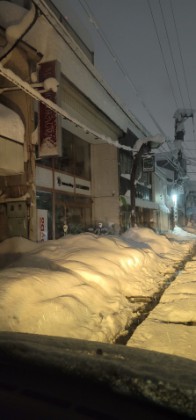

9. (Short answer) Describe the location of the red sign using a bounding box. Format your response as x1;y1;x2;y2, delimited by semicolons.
39;216;45;241
39;60;61;157
37;209;48;241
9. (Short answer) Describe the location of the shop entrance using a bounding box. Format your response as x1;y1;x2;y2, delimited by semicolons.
55;193;91;238
36;191;91;240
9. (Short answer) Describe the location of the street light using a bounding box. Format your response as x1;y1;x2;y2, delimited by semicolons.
172;193;177;207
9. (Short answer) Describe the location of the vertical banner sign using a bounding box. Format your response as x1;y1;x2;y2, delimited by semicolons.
37;209;48;241
39;60;62;157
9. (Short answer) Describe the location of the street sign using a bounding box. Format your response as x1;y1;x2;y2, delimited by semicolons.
143;156;155;172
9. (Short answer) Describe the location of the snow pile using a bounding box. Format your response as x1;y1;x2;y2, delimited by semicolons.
166;225;196;241
0;227;194;347
122;226;191;256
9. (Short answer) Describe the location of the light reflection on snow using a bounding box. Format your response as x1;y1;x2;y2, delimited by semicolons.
0;226;196;360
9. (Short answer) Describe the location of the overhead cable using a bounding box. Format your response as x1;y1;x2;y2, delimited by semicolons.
147;0;178;109
79;0;167;138
0;3;38;62
159;0;185;108
79;0;183;173
170;0;196;140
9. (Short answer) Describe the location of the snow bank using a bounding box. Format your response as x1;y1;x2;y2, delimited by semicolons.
0;228;195;346
0;236;38;254
122;226;191;256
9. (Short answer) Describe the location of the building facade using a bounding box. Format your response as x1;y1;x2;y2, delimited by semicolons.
0;0;173;242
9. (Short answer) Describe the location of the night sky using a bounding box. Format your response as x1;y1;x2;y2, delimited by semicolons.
54;0;196;179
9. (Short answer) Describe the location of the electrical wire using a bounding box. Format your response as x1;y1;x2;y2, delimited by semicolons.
79;0;192;177
32;0;147;137
79;0;182;178
170;0;196;140
158;0;185;108
0;3;38;62
170;0;192;109
79;0;167;138
145;0;187;170
147;0;178;109
79;0;184;175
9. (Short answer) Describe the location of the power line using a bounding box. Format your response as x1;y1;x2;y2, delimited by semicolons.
147;0;178;109
79;0;191;176
159;0;185;108
32;0;147;138
170;0;192;109
79;0;167;138
170;0;196;140
146;0;185;171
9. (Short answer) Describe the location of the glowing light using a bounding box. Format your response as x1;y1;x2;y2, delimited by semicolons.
172;194;177;206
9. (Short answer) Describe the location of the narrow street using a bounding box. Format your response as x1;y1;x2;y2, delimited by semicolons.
116;242;196;361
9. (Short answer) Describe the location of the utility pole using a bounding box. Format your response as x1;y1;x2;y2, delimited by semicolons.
173;109;195;227
174;109;194;162
173;109;195;179
174;109;194;141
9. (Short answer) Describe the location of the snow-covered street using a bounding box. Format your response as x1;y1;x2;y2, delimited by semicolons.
0;226;196;362
127;253;196;361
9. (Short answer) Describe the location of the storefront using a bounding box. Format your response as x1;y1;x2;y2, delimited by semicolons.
36;129;92;240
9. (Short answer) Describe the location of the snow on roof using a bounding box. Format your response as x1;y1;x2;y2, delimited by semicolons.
5;3;36;44
133;134;164;153
0;2;36;61
0;103;25;143
0;1;26;29
0;62;151;150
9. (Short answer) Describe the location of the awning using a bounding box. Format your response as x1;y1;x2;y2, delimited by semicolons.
0;103;24;143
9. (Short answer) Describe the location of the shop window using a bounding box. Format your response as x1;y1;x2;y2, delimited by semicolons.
54;129;90;179
55;193;91;238
75;137;90;179
54;130;73;174
119;151;131;175
135;172;152;201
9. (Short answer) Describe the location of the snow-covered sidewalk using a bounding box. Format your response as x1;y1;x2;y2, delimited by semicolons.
127;255;196;361
0;226;195;360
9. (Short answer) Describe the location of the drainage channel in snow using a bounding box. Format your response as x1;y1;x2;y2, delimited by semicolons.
115;245;196;346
